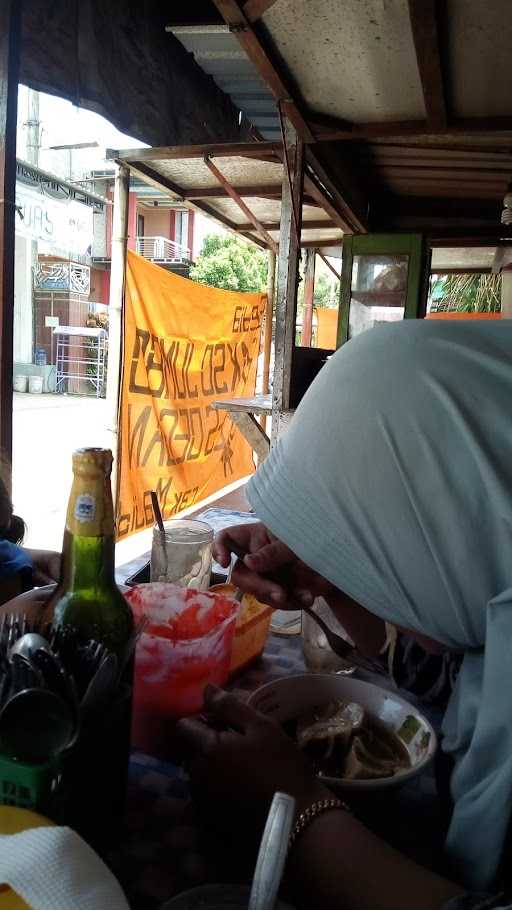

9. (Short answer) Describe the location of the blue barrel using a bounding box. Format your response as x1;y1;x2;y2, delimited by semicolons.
34;347;47;366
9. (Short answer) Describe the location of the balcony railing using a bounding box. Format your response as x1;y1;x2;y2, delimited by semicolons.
136;236;190;263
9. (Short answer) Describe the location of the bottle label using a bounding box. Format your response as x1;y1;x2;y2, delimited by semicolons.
67;481;113;537
74;494;96;524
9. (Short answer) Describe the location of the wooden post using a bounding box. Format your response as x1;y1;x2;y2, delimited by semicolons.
261;248;276;434
272;118;304;441
501;268;512;318
106;164;130;506
302;248;316;346
0;1;20;465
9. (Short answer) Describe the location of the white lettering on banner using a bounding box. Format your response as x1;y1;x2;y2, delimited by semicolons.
15;183;94;258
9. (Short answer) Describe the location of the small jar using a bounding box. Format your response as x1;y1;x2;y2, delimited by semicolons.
150;518;213;590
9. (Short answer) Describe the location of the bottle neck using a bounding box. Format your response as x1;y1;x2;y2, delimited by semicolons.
60;530;117;592
61;469;116;592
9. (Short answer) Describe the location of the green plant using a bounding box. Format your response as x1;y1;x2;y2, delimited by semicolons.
429;274;501;313
190;234;268;292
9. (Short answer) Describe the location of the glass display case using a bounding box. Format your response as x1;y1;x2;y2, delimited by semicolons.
337;234;428;346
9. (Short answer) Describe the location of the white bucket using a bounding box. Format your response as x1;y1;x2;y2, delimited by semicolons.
13;375;28;393
28;375;43;394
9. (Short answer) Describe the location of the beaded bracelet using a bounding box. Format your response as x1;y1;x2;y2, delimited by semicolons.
288;797;350;851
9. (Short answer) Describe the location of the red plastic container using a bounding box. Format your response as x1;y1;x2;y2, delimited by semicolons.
125;584;238;757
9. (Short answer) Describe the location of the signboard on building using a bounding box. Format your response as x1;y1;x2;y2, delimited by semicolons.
15;182;94;259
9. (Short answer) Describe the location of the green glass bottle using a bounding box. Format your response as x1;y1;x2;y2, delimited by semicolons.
45;447;133;656
44;447;134;844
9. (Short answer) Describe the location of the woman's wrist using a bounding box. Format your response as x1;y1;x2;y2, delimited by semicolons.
290;782;339;822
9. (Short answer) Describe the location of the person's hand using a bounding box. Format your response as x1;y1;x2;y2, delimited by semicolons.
26;549;61;586
213;522;335;609
177;686;328;831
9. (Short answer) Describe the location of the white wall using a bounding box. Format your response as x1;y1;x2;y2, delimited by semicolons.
14;234;34;364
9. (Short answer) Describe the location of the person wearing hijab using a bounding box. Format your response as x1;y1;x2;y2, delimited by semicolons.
179;319;512;910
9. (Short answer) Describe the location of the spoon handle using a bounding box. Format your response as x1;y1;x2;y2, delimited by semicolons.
248;792;296;910
302;606;385;675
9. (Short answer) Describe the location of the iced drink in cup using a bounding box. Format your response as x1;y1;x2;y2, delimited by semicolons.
150;519;213;590
125;583;238;757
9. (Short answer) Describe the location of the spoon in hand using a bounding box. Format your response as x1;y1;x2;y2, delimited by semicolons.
302;605;384;675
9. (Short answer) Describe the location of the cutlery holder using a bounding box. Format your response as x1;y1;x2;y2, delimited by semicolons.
0;752;66;819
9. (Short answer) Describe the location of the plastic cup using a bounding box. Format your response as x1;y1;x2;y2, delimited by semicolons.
125;584;239;757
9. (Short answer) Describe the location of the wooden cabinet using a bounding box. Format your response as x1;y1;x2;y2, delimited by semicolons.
337;234;429;347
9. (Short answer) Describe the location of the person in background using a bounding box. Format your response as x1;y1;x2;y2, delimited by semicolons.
0;465;60;606
180;320;512;910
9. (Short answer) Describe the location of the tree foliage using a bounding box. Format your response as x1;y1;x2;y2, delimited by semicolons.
429;274;501;313
190;234;268;292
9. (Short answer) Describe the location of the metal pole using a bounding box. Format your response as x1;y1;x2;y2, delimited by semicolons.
302;248;316;346
261;248;276;434
0;0;21;468
106;163;129;507
272;118;304;442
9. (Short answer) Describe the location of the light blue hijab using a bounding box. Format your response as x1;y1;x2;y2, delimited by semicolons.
248;320;512;892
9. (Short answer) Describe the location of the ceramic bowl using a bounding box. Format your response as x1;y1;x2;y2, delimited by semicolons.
248;673;437;793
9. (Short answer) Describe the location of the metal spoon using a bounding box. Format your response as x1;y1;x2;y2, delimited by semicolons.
81;652;119;712
10;653;44;692
10;632;52;661
248;792;296;910
30;648;70;702
0;687;75;764
302;605;385;675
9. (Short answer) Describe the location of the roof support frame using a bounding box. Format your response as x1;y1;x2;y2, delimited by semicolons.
273;118;303;423
203;155;278;251
407;0;447;131
0;0;20;462
120;159;267;249
318;252;341;281
212;0;314;142
242;0;280;23
211;0;366;232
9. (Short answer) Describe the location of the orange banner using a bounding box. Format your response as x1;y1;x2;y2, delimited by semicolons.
117;251;266;539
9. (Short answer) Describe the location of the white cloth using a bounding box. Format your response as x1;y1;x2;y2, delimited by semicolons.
0;825;129;909
248;320;512;891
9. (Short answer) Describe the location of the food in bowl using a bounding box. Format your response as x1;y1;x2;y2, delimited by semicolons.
248;674;436;792
288;698;410;781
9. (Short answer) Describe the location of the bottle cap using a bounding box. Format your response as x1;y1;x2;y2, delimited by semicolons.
72;448;113;476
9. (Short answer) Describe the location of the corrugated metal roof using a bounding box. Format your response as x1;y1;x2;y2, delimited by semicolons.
167;25;280;139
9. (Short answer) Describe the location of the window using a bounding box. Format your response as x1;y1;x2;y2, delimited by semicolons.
175;211;189;250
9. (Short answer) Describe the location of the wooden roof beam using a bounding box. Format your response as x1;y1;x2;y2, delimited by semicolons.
306;150;368;233
213;0;369;232
301;237;342;248
212;0;315;141
243;0;279;23
407;0;447;131
204;156;278;252
118;159;267;249
107;141;281;162
318;252;341;281
238;218;337;231
183;184;281;199
303;171;352;234
307;114;512;142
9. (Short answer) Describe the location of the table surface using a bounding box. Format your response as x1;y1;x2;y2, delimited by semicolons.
210;394;272;415
110;635;445;910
